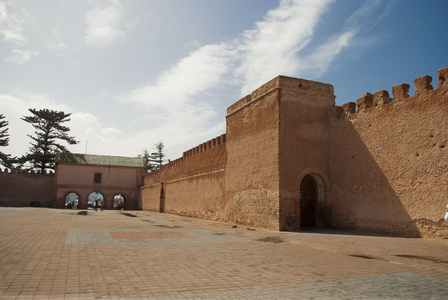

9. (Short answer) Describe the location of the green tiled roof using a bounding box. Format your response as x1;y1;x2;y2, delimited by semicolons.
58;153;145;168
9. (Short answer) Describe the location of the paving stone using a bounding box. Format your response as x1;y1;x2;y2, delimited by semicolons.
0;207;447;299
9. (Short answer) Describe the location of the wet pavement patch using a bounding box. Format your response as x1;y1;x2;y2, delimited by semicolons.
121;212;137;217
256;236;283;243
157;224;183;228
349;254;376;260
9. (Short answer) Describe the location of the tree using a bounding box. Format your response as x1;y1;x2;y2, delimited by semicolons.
0;114;15;169
141;148;151;172
21;109;78;172
148;141;165;171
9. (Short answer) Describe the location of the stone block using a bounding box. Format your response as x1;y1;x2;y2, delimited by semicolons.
438;66;448;87
356;93;373;111
342;102;356;114
373;90;391;107
414;75;433;96
392;83;410;102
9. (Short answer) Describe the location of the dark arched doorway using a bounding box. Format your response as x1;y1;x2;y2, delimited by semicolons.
300;173;325;229
300;175;317;227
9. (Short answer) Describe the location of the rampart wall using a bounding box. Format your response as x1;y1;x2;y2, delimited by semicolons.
140;66;448;238
0;168;54;207
331;67;448;237
141;134;227;220
224;80;282;230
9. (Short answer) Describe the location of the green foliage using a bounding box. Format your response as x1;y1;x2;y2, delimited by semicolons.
21;108;78;172
0;114;15;169
0;114;9;147
147;141;165;171
141;148;151;171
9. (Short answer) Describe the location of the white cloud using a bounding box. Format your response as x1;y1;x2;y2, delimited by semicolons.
115;42;236;157
0;91;126;158
299;31;355;78
0;92;72;157
68;112;126;155
117;43;234;119
46;30;67;52
85;0;125;47
0;1;26;44
235;0;335;95
4;48;37;64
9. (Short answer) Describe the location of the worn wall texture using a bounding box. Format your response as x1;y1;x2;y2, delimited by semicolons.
140;66;448;238
142;135;226;220
0;169;54;207
331;68;448;238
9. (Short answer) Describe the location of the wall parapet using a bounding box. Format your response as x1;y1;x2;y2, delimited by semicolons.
0;168;54;176
146;133;226;182
227;76;334;116
341;66;448;117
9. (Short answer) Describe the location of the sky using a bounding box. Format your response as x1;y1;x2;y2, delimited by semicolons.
1;0;447;162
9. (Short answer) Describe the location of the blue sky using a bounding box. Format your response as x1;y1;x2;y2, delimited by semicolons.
1;0;447;161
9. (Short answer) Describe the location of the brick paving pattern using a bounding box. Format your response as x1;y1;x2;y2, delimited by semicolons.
0;207;447;299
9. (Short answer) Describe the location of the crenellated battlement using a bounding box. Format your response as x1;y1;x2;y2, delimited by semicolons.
0;167;54;176
146;134;226;180
341;66;448;117
182;133;226;160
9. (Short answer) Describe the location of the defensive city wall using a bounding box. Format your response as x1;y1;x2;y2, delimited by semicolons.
142;66;448;238
0;168;54;207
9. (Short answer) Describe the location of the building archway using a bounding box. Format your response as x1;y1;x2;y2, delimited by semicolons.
113;194;125;210
300;173;326;229
88;192;104;210
65;192;79;209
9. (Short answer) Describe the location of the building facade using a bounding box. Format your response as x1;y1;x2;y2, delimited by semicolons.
54;153;146;210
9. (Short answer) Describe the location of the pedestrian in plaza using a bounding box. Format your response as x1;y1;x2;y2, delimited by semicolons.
101;202;104;212
94;200;98;212
444;204;448;223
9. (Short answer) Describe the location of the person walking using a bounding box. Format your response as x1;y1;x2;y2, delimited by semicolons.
444;204;448;223
94;200;98;212
101;202;104;212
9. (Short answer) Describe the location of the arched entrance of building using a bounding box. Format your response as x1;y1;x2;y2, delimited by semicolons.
65;192;79;209
113;194;125;210
300;173;325;229
88;192;104;210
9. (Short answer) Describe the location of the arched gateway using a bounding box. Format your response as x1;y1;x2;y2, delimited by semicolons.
300;173;326;229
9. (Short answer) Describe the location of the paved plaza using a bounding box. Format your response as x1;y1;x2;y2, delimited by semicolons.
0;207;447;299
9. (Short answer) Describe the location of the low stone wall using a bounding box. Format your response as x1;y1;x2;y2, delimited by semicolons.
0;169;54;207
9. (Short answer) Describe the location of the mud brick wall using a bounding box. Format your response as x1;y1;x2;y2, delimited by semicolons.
0;169;54;207
332;67;448;237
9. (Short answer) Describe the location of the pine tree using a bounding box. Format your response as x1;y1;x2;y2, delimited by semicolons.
141;148;151;171
0;114;14;169
149;141;165;171
21;109;78;172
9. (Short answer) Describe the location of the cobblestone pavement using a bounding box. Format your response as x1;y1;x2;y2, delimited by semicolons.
0;208;447;299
